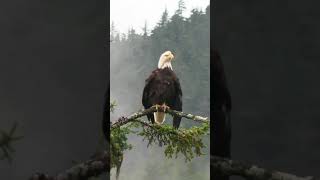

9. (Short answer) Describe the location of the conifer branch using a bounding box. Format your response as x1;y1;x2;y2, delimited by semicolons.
0;122;23;161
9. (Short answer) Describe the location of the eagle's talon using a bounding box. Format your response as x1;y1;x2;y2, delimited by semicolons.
155;104;159;112
161;104;170;112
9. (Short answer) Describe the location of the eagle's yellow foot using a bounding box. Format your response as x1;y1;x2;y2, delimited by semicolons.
152;104;169;112
161;104;170;112
152;104;160;111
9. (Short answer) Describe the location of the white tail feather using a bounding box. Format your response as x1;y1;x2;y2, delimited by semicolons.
154;112;166;124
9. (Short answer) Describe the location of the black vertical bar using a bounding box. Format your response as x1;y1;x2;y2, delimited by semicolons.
210;0;215;178
102;0;110;179
211;0;232;179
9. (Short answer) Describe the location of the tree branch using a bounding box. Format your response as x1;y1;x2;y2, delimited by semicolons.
29;151;318;180
29;151;109;180
211;156;317;180
29;107;318;180
111;106;209;129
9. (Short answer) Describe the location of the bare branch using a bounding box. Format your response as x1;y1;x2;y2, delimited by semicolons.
111;106;209;129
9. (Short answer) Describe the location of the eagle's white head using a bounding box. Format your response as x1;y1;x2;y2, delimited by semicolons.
158;51;174;70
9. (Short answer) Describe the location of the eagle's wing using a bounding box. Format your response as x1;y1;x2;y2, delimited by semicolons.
142;83;150;108
172;77;182;128
142;70;159;124
174;77;182;97
142;70;157;108
212;49;232;164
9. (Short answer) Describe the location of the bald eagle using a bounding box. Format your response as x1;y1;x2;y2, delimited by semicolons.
212;49;231;180
142;51;182;128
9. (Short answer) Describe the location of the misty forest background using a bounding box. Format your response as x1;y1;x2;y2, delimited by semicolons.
110;2;210;180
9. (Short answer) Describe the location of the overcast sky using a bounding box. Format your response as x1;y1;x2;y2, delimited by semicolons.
111;0;210;34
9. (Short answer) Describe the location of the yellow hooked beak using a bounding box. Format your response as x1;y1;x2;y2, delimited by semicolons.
169;52;174;61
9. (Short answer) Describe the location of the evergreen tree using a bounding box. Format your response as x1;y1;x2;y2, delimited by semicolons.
159;7;169;27
114;33;120;42
206;5;210;16
142;21;148;39
175;0;186;16
110;21;116;41
121;33;126;41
